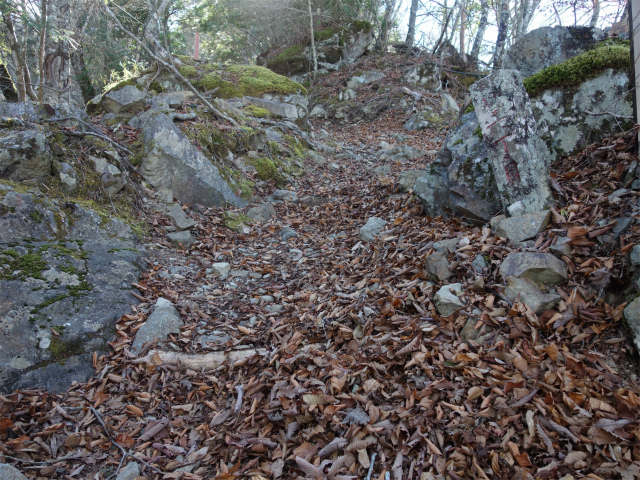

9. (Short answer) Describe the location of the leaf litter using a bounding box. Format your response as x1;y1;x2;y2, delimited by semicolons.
1;55;640;480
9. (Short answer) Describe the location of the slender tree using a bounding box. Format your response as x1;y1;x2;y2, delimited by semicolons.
405;0;419;47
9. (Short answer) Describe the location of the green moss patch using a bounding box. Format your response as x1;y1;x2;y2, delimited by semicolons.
223;212;253;232
524;45;631;97
243;105;271;118
0;249;47;280
191;64;306;99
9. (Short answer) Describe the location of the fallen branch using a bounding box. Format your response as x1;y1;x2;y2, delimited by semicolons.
0;452;77;465
133;349;268;370
401;86;422;101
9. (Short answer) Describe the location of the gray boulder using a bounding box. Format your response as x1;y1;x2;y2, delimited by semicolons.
0;189;142;393
499;252;567;285
425;251;454;282
434;283;465;316
492;210;551;244
0;129;51;182
360;217;387;242
505;277;562;314
115;462;140;480
401;61;441;90
414;112;500;224
247;202;277;221
211;262;231;279
102;85;147;114
504;26;604;77
131;298;182;353
167;230;195;247
0;464;28;480
88;155;126;196
531;69;633;158
347;71;386;89
397;169;424;193
470;70;554;214
379;145;426;162
164;204;197;231
404;108;448;131
623;297;640;353
132;111;246;208
278;226;298;241
243;96;299;121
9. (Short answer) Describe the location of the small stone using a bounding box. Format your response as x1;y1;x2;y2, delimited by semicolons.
273;189;298;203
630;245;640;267
360;217;388;242
550;236;572;259
433;238;460;253
156;187;174;204
397;169;423;193
507;201;525;217
472;255;488;271
460;318;493;345
166;230;195;248
211;262;231;279
493;210;551;244
300;195;329;207
472;277;485;292
434;283;465;316
165;204;197;231
102;84;147;114
0;465;29;480
306;151;326;164
425;251;454;282
505;276;561;314
59;172;77;193
623;296;640;353
200;333;231;347
115;462;140;480
247;202;276;221
132;298;183;353
373;165;391;176
329;162;340;170
611;217;633;238
279;226;298;241
499;252;567;286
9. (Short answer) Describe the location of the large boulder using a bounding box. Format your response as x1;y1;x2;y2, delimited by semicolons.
0;128;51;181
499;252;567;285
0;187;143;393
531;68;632;158
131;111;247;208
470;70;554;214
504;26;604;77
414;112;500;224
101;85;147;114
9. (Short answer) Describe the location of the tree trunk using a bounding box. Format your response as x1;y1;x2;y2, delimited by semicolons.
405;0;419;47
459;0;466;63
590;0;600;28
308;0;318;79
42;0;85;107
493;0;509;70
376;0;396;53
144;0;172;60
2;13;37;101
38;0;47;101
432;0;452;54
469;0;488;69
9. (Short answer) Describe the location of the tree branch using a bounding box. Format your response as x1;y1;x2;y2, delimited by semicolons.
101;0;239;127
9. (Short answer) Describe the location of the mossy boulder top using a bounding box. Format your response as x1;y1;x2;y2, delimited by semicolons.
103;61;307;102
504;25;605;77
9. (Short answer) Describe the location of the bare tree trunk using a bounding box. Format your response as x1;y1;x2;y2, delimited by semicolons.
432;0;452;54
376;0;396;53
308;0;318;79
469;0;488;68
405;0;419;47
38;0;47;101
42;0;85;107
590;0;600;27
459;0;466;63
2;13;37;101
144;0;172;60
493;0;509;70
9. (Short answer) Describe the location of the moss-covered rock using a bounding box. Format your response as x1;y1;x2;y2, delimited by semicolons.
524;45;630;97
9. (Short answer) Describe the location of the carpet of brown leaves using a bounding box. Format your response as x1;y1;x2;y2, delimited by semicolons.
1;57;640;480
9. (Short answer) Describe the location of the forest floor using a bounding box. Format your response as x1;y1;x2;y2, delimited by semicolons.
2;56;640;480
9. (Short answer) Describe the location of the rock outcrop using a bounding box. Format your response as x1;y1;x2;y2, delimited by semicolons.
470;69;554;214
504;26;604;77
132;111;247;208
414;112;499;224
0;128;51;181
0;186;143;393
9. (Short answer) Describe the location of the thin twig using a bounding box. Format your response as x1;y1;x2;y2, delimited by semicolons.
89;406;163;475
234;385;244;414
0;452;77;465
365;452;377;480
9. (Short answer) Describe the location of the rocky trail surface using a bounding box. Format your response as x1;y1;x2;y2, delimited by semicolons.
2;70;640;480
